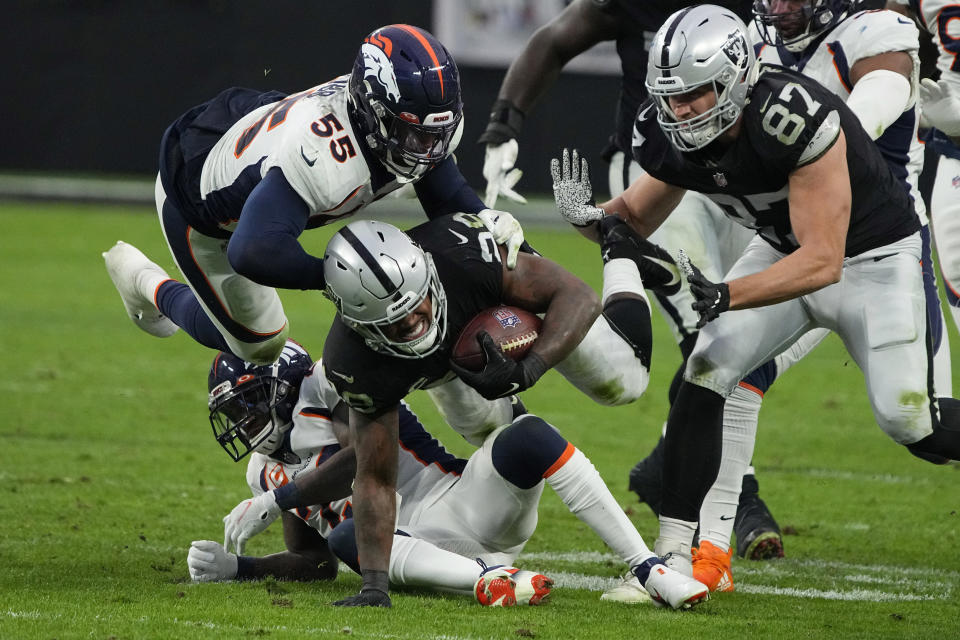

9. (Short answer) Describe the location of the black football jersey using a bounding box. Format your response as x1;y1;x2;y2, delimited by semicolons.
322;213;506;416
596;0;753;155
631;66;919;256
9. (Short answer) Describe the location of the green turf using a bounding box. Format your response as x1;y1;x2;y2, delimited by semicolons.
1;201;958;639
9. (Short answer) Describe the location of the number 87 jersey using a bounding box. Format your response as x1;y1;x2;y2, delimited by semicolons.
632;66;919;258
200;75;394;232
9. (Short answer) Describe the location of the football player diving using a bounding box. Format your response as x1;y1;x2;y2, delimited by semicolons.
551;4;960;582
102;24;525;368
316;214;708;608
188;338;709;610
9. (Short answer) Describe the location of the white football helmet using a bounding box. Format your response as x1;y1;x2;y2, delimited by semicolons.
646;5;756;151
323;220;447;359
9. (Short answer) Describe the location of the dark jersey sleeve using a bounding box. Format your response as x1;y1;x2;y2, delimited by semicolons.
414;157;485;218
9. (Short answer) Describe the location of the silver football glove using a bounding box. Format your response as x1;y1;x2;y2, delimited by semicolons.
222;491;281;555
188;540;239;582
483;139;527;208
550;148;606;227
919;78;960;136
478;208;524;269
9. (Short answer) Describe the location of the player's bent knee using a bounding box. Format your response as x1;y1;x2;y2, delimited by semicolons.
491;415;569;489
227;327;289;365
327;519;360;575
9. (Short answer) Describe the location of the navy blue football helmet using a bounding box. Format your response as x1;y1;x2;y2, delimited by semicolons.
753;0;853;52
207;340;313;461
349;24;463;182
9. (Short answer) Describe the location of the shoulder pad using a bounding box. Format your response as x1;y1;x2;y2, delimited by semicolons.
798;109;840;166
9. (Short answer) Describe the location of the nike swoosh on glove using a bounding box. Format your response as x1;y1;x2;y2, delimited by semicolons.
677;249;729;328
551;148;606;227
483;139;527;208
449;332;549;400
478;208;524;270
223;490;282;555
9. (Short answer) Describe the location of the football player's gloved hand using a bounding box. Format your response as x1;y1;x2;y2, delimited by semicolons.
187;540;238;583
478;208;524;269
223;491;281;555
483;139;528;208
551;148;606;227
919;78;960;136
677;249;730;329
449;332;549;400
332;590;392;608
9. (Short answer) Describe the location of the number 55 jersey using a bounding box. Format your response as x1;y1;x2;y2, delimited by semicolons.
160;76;402;237
632;66;919;257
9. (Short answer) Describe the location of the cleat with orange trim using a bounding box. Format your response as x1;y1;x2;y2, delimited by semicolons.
600;571;653;604
692;541;735;592
474;562;553;607
103;241;178;338
634;557;709;610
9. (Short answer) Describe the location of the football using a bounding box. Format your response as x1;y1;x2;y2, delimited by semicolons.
451;305;542;371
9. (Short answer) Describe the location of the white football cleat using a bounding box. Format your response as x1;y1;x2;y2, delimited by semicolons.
600;571;653;604
187;540;238;582
639;559;709;610
474;563;553;607
103;241;178;338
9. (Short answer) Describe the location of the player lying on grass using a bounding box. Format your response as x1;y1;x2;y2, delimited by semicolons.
187;339;708;610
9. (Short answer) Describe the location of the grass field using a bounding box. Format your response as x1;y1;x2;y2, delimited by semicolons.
1;200;958;639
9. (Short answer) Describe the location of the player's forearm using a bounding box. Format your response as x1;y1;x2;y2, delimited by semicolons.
278;447;357;508
496;28;569;115
351;411;399;575
727;248;842;310
533;279;601;368
237;550;338;581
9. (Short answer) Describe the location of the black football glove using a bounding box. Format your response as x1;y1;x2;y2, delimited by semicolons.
678;250;730;328
332;589;392;608
449;332;549;400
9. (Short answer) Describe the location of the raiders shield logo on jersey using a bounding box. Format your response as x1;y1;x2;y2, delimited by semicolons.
713;172;728;187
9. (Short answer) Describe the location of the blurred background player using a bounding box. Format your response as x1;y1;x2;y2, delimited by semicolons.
103;24;524;367
477;0;783;561
188;340;708;610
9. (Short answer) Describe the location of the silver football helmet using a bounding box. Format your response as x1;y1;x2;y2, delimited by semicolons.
646;5;756;151
753;0;853;53
323;220;447;359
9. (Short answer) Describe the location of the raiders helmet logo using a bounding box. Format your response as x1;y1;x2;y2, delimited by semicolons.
722;31;748;68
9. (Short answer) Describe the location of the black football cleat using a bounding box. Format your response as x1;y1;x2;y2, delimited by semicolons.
734;474;784;560
599;216;681;295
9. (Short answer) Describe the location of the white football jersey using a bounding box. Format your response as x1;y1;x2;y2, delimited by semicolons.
899;0;960;93
244;364;461;539
200;75;401;233
754;10;926;221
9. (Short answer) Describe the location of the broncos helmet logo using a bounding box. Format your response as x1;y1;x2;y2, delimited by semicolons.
359;42;401;103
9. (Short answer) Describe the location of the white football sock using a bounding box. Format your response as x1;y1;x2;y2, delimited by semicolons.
699;383;762;550
387;534;480;593
546;447;655;567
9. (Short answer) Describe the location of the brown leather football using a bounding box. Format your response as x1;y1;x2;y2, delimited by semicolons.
451;305;542;371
